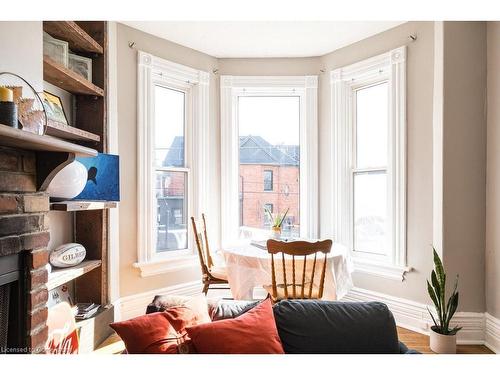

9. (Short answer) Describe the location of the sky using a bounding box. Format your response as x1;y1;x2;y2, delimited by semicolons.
238;96;300;145
154;85;185;150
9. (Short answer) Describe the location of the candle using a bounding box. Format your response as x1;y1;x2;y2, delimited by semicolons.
0;87;18;128
0;87;13;102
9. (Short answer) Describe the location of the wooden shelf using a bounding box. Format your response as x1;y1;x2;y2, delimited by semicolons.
47;260;102;290
50;201;117;212
0;124;97;157
76;305;115;353
46;119;100;142
43;55;104;96
43;21;103;54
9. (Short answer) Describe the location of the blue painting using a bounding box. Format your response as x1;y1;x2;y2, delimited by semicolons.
74;153;120;201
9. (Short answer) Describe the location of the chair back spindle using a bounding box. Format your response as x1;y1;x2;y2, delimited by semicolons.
266;239;332;301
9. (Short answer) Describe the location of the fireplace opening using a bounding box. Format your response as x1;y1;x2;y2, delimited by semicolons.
0;253;26;354
0;283;10;348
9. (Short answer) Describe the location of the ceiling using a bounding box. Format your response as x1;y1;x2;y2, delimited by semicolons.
121;21;405;58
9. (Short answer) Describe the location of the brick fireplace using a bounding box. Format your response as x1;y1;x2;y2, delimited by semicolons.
0;146;50;353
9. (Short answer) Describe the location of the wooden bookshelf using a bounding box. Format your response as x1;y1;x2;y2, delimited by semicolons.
76;306;114;353
43;55;104;96
0;124;97;157
47;260;102;290
43;21;103;55
46;119;101;142
50;201;117;212
42;21;113;350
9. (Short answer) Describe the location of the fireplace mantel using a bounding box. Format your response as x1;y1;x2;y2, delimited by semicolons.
0;124;96;192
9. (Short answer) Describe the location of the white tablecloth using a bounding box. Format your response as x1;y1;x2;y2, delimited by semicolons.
221;241;353;300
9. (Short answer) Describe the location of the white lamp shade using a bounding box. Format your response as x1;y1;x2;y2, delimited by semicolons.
47;161;88;200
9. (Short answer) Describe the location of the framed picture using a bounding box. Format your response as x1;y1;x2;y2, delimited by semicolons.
40;91;68;125
69;53;92;82
43;32;69;67
74;153;120;201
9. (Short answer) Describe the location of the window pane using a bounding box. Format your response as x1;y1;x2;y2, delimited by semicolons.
155;171;187;252
154;86;185;168
355;82;388;169
354;171;387;255
263;170;273;191
263;203;273;227
238;96;300;239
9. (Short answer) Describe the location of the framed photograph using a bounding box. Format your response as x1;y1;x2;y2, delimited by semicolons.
68;53;92;82
43;32;69;67
40;91;69;125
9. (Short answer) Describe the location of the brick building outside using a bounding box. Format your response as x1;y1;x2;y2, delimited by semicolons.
238;135;300;237
158;135;300;250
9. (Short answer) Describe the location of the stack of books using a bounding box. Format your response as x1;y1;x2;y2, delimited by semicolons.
75;303;100;320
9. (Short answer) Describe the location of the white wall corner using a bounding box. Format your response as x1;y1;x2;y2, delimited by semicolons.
432;21;445;258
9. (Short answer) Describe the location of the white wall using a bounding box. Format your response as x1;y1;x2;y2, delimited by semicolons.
486;22;500;319
0;22;43;91
440;22;487;313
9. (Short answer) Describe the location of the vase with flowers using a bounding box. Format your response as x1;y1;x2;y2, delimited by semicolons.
264;207;289;239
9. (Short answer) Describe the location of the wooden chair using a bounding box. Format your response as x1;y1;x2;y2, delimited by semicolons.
191;214;231;295
264;239;333;301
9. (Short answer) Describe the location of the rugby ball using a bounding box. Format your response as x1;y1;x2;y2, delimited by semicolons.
50;243;86;268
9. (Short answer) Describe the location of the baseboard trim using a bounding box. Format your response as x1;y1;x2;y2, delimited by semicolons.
116;280;203;320
485;313;500;354
343;287;496;351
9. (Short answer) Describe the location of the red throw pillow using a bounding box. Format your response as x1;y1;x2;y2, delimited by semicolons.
110;306;206;354
110;312;179;354
185;298;285;354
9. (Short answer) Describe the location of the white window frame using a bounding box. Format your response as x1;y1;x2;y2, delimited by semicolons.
331;47;410;281
220;76;318;247
134;51;209;277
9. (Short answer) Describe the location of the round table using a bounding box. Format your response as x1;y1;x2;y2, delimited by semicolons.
221;241;354;300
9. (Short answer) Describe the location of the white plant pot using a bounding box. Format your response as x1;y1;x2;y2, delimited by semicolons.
429;326;457;354
47;161;88;200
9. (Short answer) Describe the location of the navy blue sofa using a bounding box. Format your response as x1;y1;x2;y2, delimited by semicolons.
146;297;419;354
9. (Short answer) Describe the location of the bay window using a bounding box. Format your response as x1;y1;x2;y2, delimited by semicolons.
221;76;318;246
135;51;209;277
331;46;409;280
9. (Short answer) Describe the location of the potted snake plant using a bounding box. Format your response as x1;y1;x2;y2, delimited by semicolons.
427;248;462;353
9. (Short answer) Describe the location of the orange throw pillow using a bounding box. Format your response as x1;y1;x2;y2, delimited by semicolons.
185;298;284;354
110;312;179;354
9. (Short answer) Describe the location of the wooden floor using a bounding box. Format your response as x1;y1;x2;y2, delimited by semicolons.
396;327;493;354
94;327;494;354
